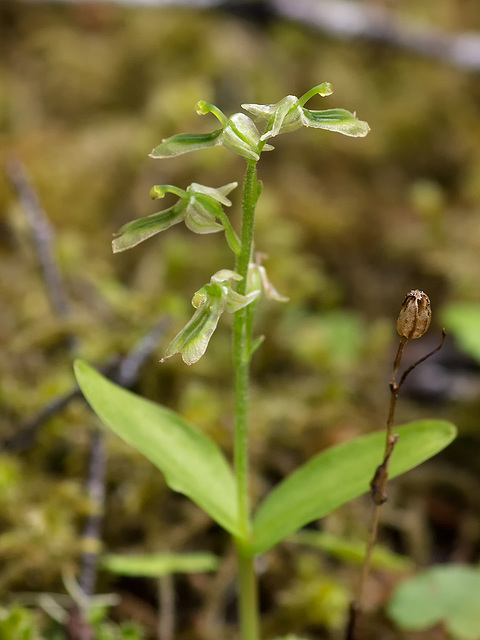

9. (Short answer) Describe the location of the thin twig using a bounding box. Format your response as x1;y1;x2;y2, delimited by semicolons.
346;329;446;639
66;604;95;640
158;575;175;640
78;429;107;599
397;329;447;391
115;317;171;387
6;155;77;351
5;386;85;451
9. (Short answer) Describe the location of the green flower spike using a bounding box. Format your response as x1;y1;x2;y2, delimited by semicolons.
150;101;274;162
242;82;370;141
112;182;240;254
162;270;260;365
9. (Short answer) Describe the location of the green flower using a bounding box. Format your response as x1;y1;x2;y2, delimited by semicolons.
148;86;368;162
162;270;260;365
150;101;274;162
220;112;268;161
112;182;240;254
242;82;370;141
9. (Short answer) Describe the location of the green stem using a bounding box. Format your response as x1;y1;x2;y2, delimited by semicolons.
233;159;258;533
233;159;259;640
236;160;258;295
237;552;260;640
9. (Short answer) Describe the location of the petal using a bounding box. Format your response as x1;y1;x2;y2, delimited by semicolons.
188;182;238;207
221;113;261;161
225;288;260;313
215;181;239;200
260;95;301;141
211;269;243;283
184;198;224;234
241;102;277;118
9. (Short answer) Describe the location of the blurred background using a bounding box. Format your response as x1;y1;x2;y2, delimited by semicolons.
3;0;480;638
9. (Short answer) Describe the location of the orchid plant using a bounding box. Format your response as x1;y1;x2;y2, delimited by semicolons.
74;84;456;640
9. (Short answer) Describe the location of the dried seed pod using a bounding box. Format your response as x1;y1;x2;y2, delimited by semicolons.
397;290;431;339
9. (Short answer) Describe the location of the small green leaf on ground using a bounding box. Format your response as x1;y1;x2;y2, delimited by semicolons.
102;552;219;577
388;565;480;640
292;530;413;571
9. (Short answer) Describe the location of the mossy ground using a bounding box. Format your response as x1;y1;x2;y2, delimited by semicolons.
2;2;480;638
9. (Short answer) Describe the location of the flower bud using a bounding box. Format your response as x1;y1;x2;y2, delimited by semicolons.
397;290;432;339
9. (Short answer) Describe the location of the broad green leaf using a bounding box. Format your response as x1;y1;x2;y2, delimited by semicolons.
388;565;480;640
250;420;456;556
150;130;223;158
292;530;413;572
102;552;219;577
442;303;480;364
74;360;240;537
